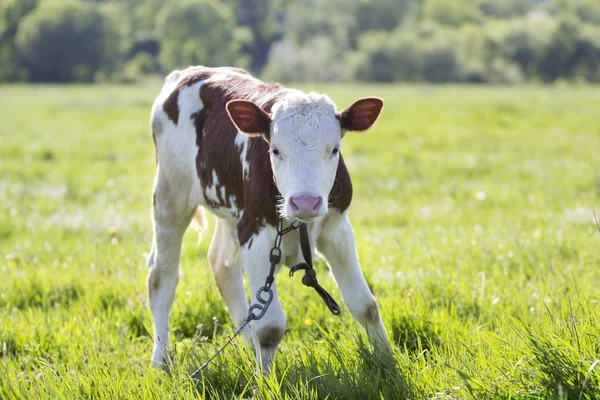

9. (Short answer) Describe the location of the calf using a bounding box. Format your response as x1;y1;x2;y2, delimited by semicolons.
147;66;391;371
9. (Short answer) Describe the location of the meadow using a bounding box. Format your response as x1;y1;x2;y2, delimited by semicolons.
0;82;599;399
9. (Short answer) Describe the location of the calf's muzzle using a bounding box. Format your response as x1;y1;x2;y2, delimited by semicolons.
289;196;323;218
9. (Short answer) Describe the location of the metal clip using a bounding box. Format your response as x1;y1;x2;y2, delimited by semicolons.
246;287;273;321
269;247;282;264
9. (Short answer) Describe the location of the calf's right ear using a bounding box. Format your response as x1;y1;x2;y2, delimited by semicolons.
226;100;271;140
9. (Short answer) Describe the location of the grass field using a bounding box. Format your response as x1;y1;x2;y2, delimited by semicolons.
1;82;600;399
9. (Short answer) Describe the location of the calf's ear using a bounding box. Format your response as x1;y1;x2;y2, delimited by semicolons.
337;97;383;133
226;100;271;140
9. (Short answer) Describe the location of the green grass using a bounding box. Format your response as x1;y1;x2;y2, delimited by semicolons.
1;82;600;399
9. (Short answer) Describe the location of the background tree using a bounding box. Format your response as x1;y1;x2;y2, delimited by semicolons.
0;0;38;81
537;15;579;82
15;1;119;82
235;0;280;73
423;0;480;26
1;0;599;84
156;0;251;72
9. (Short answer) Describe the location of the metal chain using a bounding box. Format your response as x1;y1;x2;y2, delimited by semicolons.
189;219;299;380
189;317;250;379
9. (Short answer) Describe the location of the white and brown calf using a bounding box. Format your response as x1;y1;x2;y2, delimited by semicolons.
147;66;391;371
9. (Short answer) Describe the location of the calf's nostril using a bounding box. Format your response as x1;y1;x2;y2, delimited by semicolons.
313;197;323;211
289;197;300;211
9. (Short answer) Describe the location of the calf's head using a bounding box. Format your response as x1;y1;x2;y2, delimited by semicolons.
227;94;383;221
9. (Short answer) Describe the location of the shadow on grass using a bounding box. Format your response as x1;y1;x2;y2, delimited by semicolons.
177;326;418;400
389;314;441;354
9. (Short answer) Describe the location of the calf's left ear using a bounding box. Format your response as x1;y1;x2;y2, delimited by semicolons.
337;97;384;133
226;100;272;140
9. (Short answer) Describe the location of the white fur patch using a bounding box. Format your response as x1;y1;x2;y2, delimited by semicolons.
229;195;237;208
234;133;250;181
270;91;336;120
203;170;221;204
178;81;204;119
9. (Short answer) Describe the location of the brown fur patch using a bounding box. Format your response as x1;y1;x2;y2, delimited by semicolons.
147;267;160;295
152;131;158;166
329;153;353;212
363;301;380;324
257;325;285;348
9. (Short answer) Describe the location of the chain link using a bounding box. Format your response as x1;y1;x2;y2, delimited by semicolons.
189;219;299;379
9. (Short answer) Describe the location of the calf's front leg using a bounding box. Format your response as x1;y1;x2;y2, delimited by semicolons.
317;214;392;355
241;227;287;372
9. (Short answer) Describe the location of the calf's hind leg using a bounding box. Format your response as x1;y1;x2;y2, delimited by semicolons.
208;218;250;340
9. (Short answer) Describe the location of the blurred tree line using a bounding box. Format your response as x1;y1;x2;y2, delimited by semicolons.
1;0;599;84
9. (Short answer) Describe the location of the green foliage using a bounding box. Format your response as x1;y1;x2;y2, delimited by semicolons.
355;0;412;32
538;14;580;82
235;0;279;72
497;19;546;76
351;30;410;82
550;0;600;25
285;0;356;49
423;0;481;26
0;0;37;81
156;0;250;72
15;1;119;82
121;52;160;83
572;24;600;82
1;83;600;398
351;23;467;83
477;0;529;18
262;0;600;83
0;0;38;40
2;0;600;83
262;36;351;82
418;23;464;82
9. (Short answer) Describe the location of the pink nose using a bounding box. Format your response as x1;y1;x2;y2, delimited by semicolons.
289;196;323;218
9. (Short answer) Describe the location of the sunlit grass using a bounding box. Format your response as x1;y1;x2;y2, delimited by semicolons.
1;83;599;398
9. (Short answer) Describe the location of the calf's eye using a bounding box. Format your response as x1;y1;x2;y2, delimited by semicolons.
331;148;340;155
271;148;280;157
